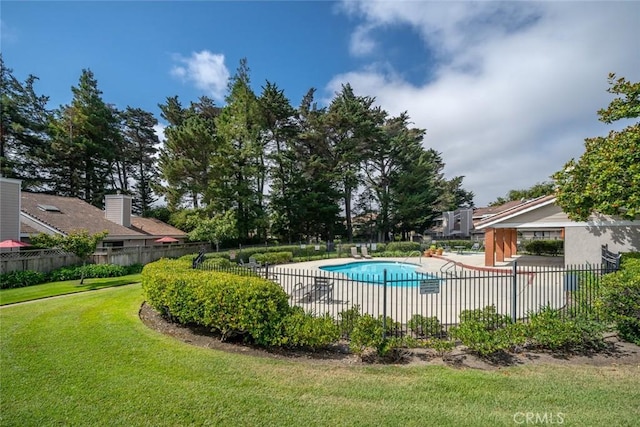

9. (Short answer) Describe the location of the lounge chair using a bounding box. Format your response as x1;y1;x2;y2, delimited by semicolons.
360;246;372;259
351;246;362;259
470;242;482;252
291;277;334;302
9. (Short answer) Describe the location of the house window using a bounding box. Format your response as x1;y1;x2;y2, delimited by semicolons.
103;241;124;248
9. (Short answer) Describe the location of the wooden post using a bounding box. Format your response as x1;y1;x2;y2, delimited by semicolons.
496;228;505;262
484;228;495;266
504;228;513;258
510;229;518;257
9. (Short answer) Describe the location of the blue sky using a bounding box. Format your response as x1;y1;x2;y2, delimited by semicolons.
2;1;639;206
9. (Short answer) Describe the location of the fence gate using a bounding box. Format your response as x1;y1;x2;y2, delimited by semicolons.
601;244;621;273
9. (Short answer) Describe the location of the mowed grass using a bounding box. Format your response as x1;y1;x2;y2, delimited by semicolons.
0;273;141;305
1;284;638;427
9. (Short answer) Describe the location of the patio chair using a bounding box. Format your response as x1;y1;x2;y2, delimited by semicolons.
351;246;362;259
360;245;372;259
470;242;482;252
291;277;334;302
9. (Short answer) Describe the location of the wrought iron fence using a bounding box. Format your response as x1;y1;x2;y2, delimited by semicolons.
601;244;621;273
197;260;611;330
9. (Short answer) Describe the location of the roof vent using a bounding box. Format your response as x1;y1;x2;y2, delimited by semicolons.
37;204;61;212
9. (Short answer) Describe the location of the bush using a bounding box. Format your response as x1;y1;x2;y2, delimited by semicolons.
424;338;456;356
407;314;442;337
0;270;47;289
450;320;526;357
597;259;640;345
384;241;421;253
200;257;234;269
277;307;339;349
523;240;564;256
48;264;127;282
252;251;293;265
349;314;385;355
527;306;606;351
338;305;361;339
142;259;291;346
125;263;144;274
459;305;512;330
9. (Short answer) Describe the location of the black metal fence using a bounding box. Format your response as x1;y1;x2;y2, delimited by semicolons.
197;261;611;328
601;244;621;273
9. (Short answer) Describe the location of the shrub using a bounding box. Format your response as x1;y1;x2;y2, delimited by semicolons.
620;252;640;265
407;314;442;337
458;305;512;330
48;264;127;282
252;251;293;265
0;270;47;289
450;320;526;356
385;241;421;253
277;307;339;349
349;314;385;355
200;257;234;269
527;306;606;351
125;263;144;274
449;320;505;356
142;259;291;346
424;338;456;356
523;240;564;256
338;305;361;339
597;259;640;345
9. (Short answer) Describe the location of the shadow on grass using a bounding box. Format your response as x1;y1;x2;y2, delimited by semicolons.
83;278;139;290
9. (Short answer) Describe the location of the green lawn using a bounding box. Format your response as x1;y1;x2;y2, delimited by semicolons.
1;284;638;426
0;273;141;305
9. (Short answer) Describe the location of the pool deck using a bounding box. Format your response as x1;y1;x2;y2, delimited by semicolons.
278;252;563;274
267;252;567;325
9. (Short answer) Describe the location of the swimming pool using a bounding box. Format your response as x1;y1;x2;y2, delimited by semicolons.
319;261;434;287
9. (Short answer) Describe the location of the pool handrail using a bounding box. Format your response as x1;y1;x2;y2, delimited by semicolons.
402;250;423;265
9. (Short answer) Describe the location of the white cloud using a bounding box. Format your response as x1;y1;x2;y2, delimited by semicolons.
153;123;166;145
171;50;230;101
333;1;640;205
0;20;17;44
349;24;377;56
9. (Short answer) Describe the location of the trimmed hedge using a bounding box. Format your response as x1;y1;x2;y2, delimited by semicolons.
523;240;564;256
384;241;421;253
252;251;293;265
0;263;143;289
142;259;290;345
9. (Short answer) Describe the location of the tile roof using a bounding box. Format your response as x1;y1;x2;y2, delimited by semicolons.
131;217;187;237
473;200;524;219
474;195;557;229
20;192;185;239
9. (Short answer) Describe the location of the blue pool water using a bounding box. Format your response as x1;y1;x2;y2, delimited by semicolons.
319;261;434;287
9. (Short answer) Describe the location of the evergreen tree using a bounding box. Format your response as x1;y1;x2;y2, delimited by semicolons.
120;107;160;214
325;84;381;241
48;69;119;207
216;59;265;241
157;96;222;209
0;56;51;188
258;81;298;242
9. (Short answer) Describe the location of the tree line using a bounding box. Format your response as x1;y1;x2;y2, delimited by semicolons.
1;56;474;244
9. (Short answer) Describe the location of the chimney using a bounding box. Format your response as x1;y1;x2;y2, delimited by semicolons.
104;194;132;227
0;177;22;241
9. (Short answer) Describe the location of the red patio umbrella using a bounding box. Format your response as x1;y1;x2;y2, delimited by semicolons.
0;239;31;248
155;236;179;243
